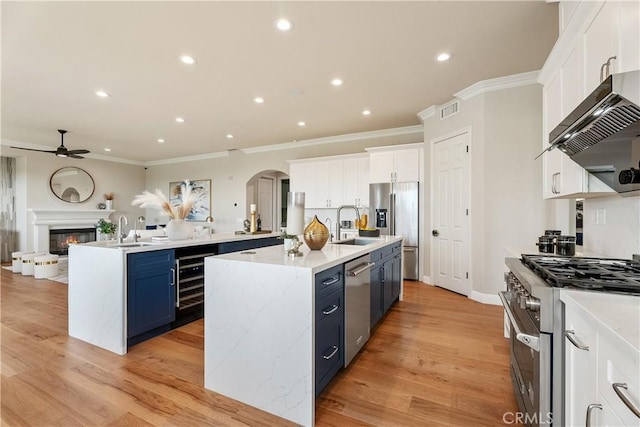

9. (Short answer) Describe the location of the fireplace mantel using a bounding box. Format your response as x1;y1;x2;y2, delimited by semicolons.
30;209;114;253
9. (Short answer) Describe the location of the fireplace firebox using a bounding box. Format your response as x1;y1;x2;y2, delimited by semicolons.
49;228;96;255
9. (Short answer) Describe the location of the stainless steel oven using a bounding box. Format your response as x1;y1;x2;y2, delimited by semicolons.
500;281;552;426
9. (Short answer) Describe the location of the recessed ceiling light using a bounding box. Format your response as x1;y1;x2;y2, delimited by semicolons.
226;134;234;139
157;138;165;143
436;52;452;62
175;117;185;123
274;18;294;32
180;55;196;65
254;97;265;104
331;78;343;86
298;121;306;127
362;110;372;116
95;90;110;98
104;148;111;152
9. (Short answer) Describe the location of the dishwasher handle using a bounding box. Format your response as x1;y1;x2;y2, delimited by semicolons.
348;262;375;276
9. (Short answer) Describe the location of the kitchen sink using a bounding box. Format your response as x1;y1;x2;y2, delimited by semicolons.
333;238;377;246
110;242;160;248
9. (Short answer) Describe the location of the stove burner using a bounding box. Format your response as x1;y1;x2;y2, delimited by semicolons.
521;254;640;295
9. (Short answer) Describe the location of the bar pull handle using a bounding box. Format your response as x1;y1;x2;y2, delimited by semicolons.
175;259;181;308
322;304;339;315
322;277;339;287
612;383;640;418
323;346;339;360
565;330;589;351
349;262;375;277
585;403;602;427
170;268;176;286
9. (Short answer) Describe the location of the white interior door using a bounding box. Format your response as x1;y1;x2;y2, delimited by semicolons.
432;131;470;296
258;177;274;231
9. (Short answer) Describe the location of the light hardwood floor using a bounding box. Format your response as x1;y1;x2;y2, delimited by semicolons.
1;268;516;426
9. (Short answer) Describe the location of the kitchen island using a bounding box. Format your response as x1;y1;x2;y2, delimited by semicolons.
204;236;403;426
68;231;280;355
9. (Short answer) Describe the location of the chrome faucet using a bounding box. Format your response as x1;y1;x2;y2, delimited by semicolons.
324;217;334;242
117;215;128;244
336;205;360;241
133;215;145;242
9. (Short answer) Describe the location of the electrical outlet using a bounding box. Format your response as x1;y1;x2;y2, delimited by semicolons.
598;209;606;225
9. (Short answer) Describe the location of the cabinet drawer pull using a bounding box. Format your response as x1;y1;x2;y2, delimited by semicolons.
322;277;339;286
612;383;640;418
322;304;339;315
565;330;589;351
323;345;339;360
585;403;602;427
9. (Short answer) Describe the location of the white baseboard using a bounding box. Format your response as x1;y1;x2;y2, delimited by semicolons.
422;275;432;284
469;290;501;306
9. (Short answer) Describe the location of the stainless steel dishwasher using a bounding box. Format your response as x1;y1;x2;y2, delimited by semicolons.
344;254;375;366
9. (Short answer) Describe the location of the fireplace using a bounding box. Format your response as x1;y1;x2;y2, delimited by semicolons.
49;228;96;255
29;209;112;254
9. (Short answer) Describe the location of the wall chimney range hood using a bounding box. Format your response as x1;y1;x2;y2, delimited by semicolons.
540;70;640;194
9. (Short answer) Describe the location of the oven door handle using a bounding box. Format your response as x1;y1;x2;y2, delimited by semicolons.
499;291;540;352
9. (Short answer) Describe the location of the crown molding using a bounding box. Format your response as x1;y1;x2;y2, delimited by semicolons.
143;150;230;167
416;106;436;123
240;125;424;154
454;70;541;101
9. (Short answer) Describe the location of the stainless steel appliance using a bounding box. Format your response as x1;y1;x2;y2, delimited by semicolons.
502;254;640;426
369;182;419;280
539;70;640;194
344;254;375;366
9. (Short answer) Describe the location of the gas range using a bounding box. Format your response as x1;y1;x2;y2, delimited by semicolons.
521;254;640;295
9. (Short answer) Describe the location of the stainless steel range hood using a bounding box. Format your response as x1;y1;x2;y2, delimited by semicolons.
543;70;640;194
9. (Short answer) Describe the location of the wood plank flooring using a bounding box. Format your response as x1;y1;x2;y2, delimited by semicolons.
1;267;516;426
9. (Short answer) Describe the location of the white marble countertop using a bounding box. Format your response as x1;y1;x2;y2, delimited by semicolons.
77;231;281;253
561;290;640;352
212;235;403;274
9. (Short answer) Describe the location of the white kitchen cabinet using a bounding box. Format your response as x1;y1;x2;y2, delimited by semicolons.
343;155;369;207
289;154;367;209
562;291;640;427
367;144;422;184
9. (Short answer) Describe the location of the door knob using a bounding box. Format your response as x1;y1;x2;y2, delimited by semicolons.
432;230;439;236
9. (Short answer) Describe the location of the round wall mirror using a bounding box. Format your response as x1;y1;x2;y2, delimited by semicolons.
50;167;95;203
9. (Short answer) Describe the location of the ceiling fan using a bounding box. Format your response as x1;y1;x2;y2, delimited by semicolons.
11;129;90;159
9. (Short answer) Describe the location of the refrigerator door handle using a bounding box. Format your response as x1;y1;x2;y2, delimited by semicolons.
389;193;396;235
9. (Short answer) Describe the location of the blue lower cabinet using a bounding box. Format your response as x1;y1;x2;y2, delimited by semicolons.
370;264;383;328
127;250;175;343
315;266;345;397
217;236;281;254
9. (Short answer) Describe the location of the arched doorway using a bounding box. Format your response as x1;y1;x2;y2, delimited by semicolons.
246;170;289;232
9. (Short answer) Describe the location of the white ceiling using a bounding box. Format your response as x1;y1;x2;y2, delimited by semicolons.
2;1;558;163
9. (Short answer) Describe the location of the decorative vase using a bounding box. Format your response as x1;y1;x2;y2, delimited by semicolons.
303;215;329;250
105;200;113;210
165;219;194;240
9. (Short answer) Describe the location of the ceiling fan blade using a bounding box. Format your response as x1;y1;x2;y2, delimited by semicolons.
67;149;90;155
10;146;57;154
68;153;85;159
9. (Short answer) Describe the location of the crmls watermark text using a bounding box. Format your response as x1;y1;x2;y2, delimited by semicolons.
502;412;553;425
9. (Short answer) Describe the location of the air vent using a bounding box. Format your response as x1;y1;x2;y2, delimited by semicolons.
440;100;459;120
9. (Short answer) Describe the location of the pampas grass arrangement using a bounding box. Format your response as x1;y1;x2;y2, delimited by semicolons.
132;180;203;220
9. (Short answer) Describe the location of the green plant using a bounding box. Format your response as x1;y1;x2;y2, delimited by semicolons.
96;218;117;235
279;230;297;239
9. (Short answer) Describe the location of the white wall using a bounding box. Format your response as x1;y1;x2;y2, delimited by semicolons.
583;195;640;258
423;84;546;298
144;133;422;233
4;147;146;251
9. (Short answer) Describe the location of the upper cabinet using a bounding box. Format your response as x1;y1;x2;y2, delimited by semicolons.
367;143;423;184
289;154;368;209
540;0;638;199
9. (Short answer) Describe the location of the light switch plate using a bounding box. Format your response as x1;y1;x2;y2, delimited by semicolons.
598;209;606;225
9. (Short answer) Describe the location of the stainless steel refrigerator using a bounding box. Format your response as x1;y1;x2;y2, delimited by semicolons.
369;182;419;280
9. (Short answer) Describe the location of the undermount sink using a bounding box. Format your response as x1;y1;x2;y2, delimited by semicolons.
110;242;159;248
333;238;377;246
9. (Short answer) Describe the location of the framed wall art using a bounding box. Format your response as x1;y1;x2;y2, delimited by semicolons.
169;179;211;221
